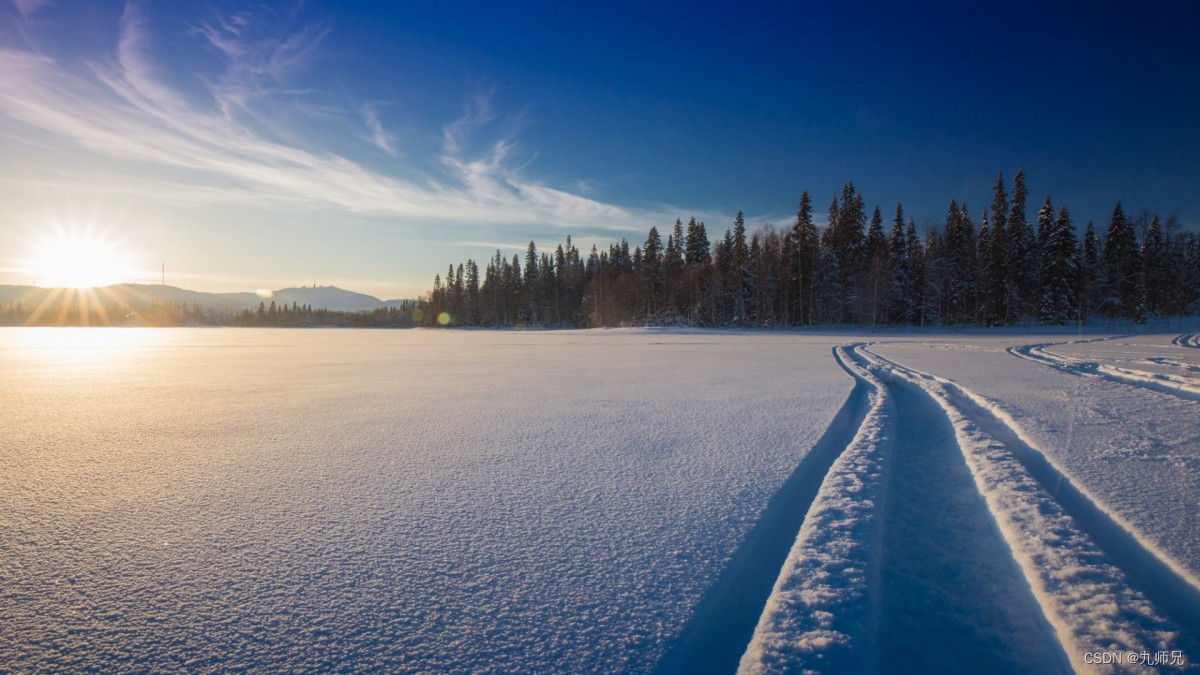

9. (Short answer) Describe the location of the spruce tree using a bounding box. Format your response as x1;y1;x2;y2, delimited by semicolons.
906;218;925;326
465;259;481;325
889;204;911;324
1007;169;1034;320
1079;222;1101;322
1039;205;1077;324
732;211;750;323
792;192;818;326
985;173;1009;324
642;226;663;317
685;217;711;266
1101;201;1145;322
1142;214;1166;315
866;206;890;325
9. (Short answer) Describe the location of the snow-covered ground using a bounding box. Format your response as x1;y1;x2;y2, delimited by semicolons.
2;327;1197;672
0;328;850;672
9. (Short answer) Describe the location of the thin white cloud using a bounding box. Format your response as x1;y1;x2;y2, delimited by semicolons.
361;104;397;156
455;240;531;252
441;88;495;155
12;0;49;20
0;2;723;239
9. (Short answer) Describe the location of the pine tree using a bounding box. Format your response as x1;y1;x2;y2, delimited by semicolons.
465;259;481;325
906;218;925;326
984;172;1009;324
1036;196;1055;310
1142;214;1167;316
1101;201;1145;323
1039;205;1077;324
865;206;890;325
1007;169;1035;320
923;226;947;325
685;217;711;266
792;192;818;326
942;199;976;324
889;203;911;324
642;226;663;318
663;219;685;315
732;211;750;324
1079;222;1101;322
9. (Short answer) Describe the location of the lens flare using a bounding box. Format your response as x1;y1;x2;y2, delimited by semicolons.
25;228;135;289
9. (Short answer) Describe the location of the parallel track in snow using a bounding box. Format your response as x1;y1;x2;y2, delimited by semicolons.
658;347;873;675
738;346;893;673
1173;333;1200;350
740;343;1199;673
863;346;1200;667
857;348;1069;673
743;347;1068;673
1009;339;1200;403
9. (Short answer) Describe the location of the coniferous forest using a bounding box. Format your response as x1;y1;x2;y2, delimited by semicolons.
419;171;1200;329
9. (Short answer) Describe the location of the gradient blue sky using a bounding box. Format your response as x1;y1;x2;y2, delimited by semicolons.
2;0;1198;298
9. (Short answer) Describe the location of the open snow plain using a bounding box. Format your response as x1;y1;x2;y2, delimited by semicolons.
0;328;853;672
2;327;1198;672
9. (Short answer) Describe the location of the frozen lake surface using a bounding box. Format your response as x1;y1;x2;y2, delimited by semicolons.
0;328;850;671
2;327;1197;672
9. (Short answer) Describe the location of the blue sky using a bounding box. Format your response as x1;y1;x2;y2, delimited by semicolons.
2;0;1198;297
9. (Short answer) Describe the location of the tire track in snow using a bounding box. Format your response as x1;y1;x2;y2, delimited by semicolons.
1172;334;1200;350
862;348;1068;673
1147;357;1200;374
864;346;1200;670
657;347;872;675
741;346;1068;673
738;346;892;673
1009;340;1200;403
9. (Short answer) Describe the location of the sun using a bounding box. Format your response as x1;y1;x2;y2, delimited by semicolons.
27;230;136;289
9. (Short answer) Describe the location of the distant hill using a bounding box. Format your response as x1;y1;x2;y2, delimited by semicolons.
260;286;389;312
0;283;412;313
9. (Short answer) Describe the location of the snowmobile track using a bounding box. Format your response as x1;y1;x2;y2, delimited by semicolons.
864;350;1068;673
658;346;873;674
1009;340;1200;403
1172;333;1200;350
865;346;1200;656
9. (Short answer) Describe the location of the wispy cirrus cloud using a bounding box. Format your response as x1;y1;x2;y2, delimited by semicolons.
361;104;398;156
0;2;719;237
11;0;49;21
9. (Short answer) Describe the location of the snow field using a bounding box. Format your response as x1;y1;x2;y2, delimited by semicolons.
0;328;852;672
3;327;1198;672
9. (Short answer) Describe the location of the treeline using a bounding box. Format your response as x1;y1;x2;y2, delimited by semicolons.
420;171;1200;328
0;297;419;328
229;301;417;328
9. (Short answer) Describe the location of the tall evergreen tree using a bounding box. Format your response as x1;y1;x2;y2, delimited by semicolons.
1078;222;1101;322
792;192;818;326
1101;201;1145;322
1007;169;1036;319
865;206;890;325
685;217;711;266
1039;205;1077;324
985;172;1009;325
732;211;750;323
905;218;925;326
1142;214;1167;315
465;259;481;325
889;204;911;324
